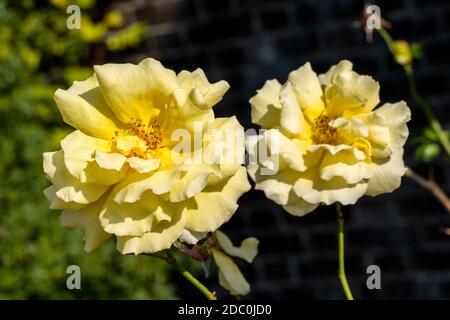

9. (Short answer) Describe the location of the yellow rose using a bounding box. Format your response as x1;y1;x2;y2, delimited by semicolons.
247;60;411;216
44;58;250;254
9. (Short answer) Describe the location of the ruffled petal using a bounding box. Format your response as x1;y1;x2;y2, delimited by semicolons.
324;68;380;118
365;149;407;196
60;193;111;252
116;208;186;254
94;58;177;124
54;74;120;139
176;68;230;110
282;194;319;217
293;170;368;206
215;230;259;263
320;149;374;184
113;168;181;204
249;79;282;128
60;130;110;180
43;150;108;204
372;101;411;151
279;82;308;136
287;62;325;122
184;167;250;232
100;189;179;237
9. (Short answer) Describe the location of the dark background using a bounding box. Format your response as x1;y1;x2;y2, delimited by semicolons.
110;0;450;299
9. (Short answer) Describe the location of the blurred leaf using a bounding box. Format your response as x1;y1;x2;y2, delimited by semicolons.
411;42;423;60
415;143;441;162
106;23;146;51
104;10;124;28
62;67;92;83
424;127;439;142
0;0;171;299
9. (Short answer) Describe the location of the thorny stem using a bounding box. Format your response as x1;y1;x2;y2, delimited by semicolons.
376;27;450;159
150;251;217;300
336;203;355;300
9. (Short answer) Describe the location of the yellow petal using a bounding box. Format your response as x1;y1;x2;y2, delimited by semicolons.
287;62;325;122
324;69;380;118
279;82;308;136
308;143;352;155
94;58;176;124
282;195;319;217
215;230;259;263
372;101;411;151
44;185;86;210
320;149;374;184
60;193;111;252
169;168;211;202
265;129;307;172
203;116;245;184
127;157;160;173
330;117;369;138
318;60;353;86
101;189;179;237
113;168;181;204
43;150;108;204
249;79;282;128
184;166;250;232
365;149;407;196
293;170;367;205
251;167;300;206
95;150;127;171
177;68;230;109
212;249;250;296
60;130;110;180
82;160;126;186
54;74;120;139
116;208;186;254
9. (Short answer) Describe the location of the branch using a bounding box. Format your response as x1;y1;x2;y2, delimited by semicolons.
405;168;450;214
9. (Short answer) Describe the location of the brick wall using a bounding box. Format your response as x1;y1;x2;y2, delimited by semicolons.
113;0;450;299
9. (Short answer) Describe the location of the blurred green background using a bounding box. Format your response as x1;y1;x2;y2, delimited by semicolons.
0;0;177;299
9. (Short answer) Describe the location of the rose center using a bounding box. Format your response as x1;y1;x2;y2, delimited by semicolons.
111;118;163;159
311;114;340;145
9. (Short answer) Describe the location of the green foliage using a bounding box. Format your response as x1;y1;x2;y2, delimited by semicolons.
413;127;450;162
0;0;175;299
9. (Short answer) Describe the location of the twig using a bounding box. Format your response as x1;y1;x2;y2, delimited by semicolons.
405;168;450;214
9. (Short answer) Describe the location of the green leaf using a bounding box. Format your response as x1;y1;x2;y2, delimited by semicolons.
423;127;438;142
415;143;441;162
411;42;424;60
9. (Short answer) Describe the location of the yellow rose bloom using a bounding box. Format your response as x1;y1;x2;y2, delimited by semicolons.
44;58;250;254
247;60;411;216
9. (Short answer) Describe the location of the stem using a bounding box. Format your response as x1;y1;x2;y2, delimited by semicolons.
336;203;354;300
376;27;450;159
405;168;450;214
151;251;217;300
403;66;450;158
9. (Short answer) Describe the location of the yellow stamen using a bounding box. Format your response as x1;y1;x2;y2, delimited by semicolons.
311;114;340;145
111;118;163;159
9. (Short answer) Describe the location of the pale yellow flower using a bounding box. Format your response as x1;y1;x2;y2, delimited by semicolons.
44;58;250;254
247;60;411;216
